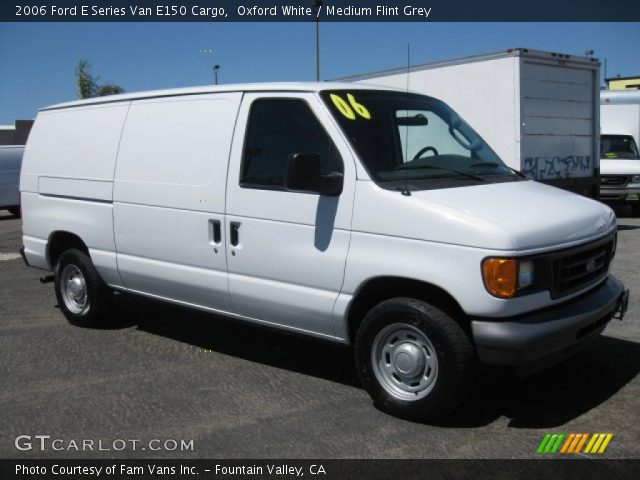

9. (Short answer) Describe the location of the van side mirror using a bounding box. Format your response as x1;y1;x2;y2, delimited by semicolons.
284;152;343;196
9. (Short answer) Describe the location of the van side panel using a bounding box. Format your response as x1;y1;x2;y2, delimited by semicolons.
21;105;129;189
19;104;129;281
113;94;241;211
20;193;120;282
113;93;242;311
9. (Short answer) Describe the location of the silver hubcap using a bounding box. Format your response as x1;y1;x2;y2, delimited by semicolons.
371;323;438;401
60;264;89;314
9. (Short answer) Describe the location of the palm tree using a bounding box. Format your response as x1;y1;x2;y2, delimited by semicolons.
75;60;97;99
96;84;124;96
75;60;124;99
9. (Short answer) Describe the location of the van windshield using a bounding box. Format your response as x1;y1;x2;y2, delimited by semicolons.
321;90;522;191
601;134;640;159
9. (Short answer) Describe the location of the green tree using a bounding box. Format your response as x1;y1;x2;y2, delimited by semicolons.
75;60;97;99
75;60;124;99
96;84;124;96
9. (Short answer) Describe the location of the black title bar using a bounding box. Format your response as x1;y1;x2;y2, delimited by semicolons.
2;0;640;22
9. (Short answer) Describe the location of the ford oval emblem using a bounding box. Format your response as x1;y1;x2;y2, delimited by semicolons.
586;259;597;272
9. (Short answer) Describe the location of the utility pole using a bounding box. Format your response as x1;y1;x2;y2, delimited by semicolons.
213;64;220;85
312;1;322;81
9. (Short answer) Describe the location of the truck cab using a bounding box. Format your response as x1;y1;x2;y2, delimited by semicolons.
600;91;640;216
600;134;640;215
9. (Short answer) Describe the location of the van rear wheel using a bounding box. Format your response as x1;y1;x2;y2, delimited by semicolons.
354;298;474;421
54;249;113;327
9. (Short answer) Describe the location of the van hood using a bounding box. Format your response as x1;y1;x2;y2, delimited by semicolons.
353;180;615;252
411;181;615;251
600;158;640;175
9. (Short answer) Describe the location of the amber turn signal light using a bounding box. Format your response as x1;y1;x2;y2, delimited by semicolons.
482;258;517;298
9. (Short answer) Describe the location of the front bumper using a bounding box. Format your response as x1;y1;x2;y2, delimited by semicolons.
600;185;640;202
472;276;628;367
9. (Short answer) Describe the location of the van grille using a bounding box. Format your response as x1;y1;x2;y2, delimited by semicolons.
600;175;628;187
551;237;614;298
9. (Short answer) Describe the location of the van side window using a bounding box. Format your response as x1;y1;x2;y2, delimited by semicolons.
241;99;343;190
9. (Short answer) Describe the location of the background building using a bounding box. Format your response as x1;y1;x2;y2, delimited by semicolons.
606;75;640;90
0;120;34;145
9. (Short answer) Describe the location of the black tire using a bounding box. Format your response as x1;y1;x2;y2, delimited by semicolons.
54;248;113;327
8;206;20;218
632;203;640;217
355;298;474;421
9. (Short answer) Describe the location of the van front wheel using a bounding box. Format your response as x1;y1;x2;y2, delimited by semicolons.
355;298;474;421
54;249;113;327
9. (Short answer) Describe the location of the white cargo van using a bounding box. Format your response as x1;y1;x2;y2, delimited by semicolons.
20;83;629;420
600;90;640;216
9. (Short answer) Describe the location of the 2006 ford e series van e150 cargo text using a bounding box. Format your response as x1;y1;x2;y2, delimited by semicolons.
20;83;630;420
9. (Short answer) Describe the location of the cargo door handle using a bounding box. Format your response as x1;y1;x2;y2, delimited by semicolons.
211;220;221;244
230;222;240;247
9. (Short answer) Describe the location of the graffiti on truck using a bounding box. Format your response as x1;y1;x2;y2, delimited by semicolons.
522;155;592;180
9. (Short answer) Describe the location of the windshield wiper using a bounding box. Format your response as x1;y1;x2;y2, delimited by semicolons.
394;163;487;182
468;162;527;178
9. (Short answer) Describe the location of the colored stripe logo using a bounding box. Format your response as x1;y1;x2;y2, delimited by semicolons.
537;433;613;455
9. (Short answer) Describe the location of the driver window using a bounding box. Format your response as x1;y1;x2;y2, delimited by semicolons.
396;110;468;161
241;99;343;190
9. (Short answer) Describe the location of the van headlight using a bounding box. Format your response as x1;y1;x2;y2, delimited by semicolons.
631;175;640;183
482;258;534;298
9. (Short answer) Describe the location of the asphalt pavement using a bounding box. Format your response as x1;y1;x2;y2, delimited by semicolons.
1;207;639;459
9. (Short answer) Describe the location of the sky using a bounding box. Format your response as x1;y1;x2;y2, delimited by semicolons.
1;21;639;123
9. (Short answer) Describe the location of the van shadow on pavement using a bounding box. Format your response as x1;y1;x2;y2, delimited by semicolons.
435;334;640;428
111;292;640;429
114;292;360;388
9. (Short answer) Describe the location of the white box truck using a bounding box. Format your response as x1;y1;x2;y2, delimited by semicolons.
20;83;628;421
338;48;601;197
600;90;640;215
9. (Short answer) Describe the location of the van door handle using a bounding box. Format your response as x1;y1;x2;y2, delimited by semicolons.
211;220;221;244
230;222;240;247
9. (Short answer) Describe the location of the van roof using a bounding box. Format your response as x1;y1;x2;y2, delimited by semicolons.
41;82;406;111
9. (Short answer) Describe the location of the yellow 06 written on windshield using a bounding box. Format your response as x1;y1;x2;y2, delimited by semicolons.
329;93;371;120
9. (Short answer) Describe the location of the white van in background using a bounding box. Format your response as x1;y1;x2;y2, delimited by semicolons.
600;90;640;216
0;145;24;217
20;83;629;420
